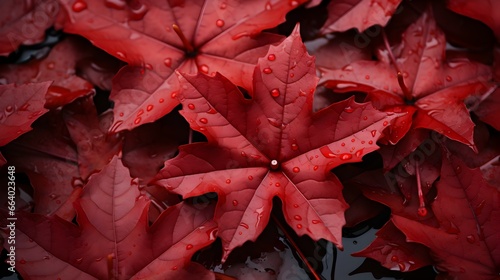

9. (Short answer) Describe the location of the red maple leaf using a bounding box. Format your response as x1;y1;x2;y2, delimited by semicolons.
447;0;500;39
0;0;60;56
320;0;403;34
0;82;51;146
59;0;307;132
153;26;399;259
319;9;493;150
2;156;218;280
392;151;500;279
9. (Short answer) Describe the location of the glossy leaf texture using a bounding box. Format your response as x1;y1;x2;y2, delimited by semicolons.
0;0;60;56
0;82;51;146
320;0;403;34
1;156;217;280
59;0;307;132
319;8;493;150
153;25;399;260
392;152;500;279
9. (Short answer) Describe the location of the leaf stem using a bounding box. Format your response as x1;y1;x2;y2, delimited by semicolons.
415;162;427;217
271;214;322;280
397;72;413;102
172;24;194;53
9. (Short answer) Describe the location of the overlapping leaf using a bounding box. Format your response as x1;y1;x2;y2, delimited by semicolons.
319;9;493;151
59;0;307;132
392;152;500;279
153;26;399;259
3;156;217;280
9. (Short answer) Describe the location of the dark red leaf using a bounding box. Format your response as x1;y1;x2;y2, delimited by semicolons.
352;221;432;272
0;0;59;56
154;26;399;259
392;152;500;279
447;0;500;39
62;96;122;179
0;82;51;146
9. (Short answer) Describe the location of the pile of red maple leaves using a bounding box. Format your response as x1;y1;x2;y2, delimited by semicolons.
1;0;499;279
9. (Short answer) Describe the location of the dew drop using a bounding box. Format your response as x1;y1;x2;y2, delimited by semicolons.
216;19;225;27
240;223;249;229
186;244;193;250
275;182;280;187
72;0;87;12
291;143;298;151
313;165;319;171
232;200;238;206
290;73;294;78
270;88;280;97
134;117;141;125
319;146;336;158
46;62;55;69
171;266;178;271
365;75;370;80
383;121;388;126
466;235;475;244
292;167;300;173
296;224;303;229
344;106;354;113
293;215;302;221
455;166;461;173
368;140;373;144
263;67;273;74
226;179;231;184
446;221;460;234
293;204;299;208
341;142;345;147
240;151;247;157
417;207;427;217
119;112;124;117
311;220;320;224
340;153;352;160
220;2;227;9
146;105;153;111
187;103;195;110
20;259;26;264
199;118;208;124
75;257;83;264
391;255;398;262
159;98;164;103
164;58;172;67
199;64;209;74
207;107;217;114
342;65;353;71
116;51;126;60
248;175;253;180
267;54;276;61
446;75;452;82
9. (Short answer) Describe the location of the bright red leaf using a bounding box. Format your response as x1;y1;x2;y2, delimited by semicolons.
59;0;307;132
153;26;399;259
3;156;217;280
0;0;59;56
0;82;51;146
320;0;403;34
392;152;500;279
0;36;122;109
319;9;493;150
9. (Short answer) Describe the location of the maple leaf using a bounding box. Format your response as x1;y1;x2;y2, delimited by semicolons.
0;0;60;56
352;221;432;272
153;26;399;259
392;152;500;279
319;0;403;34
59;0;307;132
319;9;493;150
0;36;122;109
3;156;217;280
0;82;51;146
